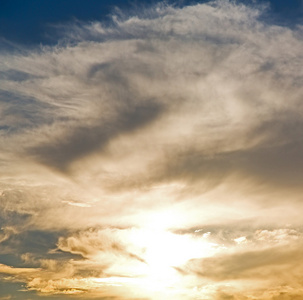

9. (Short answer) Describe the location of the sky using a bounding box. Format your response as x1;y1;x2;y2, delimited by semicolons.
0;0;303;299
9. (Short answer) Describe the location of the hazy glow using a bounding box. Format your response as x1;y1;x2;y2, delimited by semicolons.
132;230;215;276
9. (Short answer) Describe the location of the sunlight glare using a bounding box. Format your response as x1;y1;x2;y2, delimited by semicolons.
126;212;218;291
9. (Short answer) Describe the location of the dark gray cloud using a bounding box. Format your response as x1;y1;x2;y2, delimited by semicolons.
159;137;303;191
29;100;163;171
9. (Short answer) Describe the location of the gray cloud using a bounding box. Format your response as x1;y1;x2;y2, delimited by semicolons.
29;101;163;171
186;245;303;280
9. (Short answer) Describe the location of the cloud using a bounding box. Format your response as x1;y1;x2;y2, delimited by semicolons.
56;228;146;264
1;0;303;299
29;100;164;171
173;227;303;299
1;0;303;188
186;244;303;280
0;296;12;300
0;263;38;276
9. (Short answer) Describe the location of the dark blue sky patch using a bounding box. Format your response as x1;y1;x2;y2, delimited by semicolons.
0;0;301;46
0;210;31;231
0;280;71;299
0;0;155;45
254;0;303;27
0;253;24;268
0;281;34;299
10;230;62;255
0;230;82;268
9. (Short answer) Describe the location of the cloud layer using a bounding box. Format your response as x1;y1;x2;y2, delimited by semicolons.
1;0;303;299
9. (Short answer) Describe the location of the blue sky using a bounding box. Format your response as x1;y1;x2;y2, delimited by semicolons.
0;0;302;44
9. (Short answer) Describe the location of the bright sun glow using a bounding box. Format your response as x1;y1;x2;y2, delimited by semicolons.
87;212;221;299
94;212;220;296
113;213;218;291
92;228;218;299
131;229;216;288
